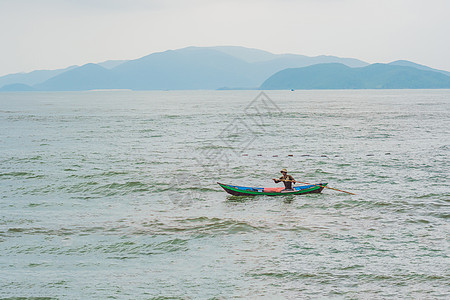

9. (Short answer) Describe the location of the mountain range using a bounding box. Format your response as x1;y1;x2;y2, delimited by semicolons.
1;46;449;91
261;63;450;90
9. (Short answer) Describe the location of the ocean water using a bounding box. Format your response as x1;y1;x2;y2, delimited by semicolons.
0;90;449;299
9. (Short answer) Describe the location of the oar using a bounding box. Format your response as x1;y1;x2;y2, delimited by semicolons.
295;181;356;195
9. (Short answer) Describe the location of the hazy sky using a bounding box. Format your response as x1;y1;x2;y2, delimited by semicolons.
1;0;449;76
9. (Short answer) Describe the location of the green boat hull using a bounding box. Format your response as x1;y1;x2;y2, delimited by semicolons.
217;182;327;196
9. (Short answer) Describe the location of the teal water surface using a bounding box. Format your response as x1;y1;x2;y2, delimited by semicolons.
0;90;449;298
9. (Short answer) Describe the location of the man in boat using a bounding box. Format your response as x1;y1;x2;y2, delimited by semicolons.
273;169;296;191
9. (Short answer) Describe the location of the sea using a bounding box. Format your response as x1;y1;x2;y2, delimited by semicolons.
0;90;449;299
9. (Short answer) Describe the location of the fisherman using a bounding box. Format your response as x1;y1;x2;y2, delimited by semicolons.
273;169;296;191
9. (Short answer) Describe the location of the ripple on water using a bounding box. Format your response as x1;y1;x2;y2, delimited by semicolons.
138;217;267;236
1;90;449;299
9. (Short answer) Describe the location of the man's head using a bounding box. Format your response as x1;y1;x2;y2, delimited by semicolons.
280;168;287;174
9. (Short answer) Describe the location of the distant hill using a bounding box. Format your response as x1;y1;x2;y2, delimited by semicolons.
35;63;119;91
0;60;126;90
210;46;277;63
389;60;450;77
1;46;449;91
0;83;35;92
210;46;368;67
29;47;371;91
261;63;450;89
251;54;368;85
111;47;254;90
0;66;78;88
211;46;368;84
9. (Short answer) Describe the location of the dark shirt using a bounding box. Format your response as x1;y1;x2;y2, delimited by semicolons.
275;174;295;190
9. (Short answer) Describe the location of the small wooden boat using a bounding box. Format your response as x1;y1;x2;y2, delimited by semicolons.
217;182;327;196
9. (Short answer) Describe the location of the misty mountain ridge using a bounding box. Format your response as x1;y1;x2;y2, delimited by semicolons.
0;46;370;91
1;46;449;91
388;60;450;77
261;63;450;90
0;59;126;88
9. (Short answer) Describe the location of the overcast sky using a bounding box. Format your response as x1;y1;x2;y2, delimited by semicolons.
0;0;449;76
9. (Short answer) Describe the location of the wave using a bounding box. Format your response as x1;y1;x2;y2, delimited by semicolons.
0;171;44;179
2;216;266;239
138;217;266;236
248;271;449;282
